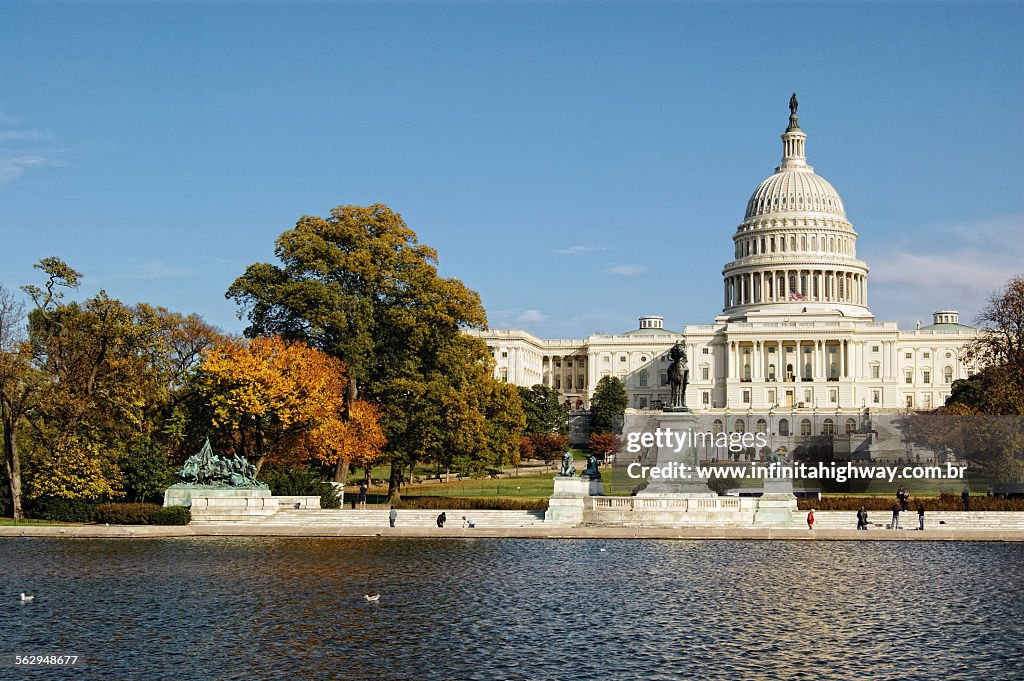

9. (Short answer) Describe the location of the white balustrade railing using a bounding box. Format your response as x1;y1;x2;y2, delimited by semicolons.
590;496;750;513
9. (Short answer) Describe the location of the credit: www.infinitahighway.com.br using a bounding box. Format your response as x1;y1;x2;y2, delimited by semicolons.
627;461;970;484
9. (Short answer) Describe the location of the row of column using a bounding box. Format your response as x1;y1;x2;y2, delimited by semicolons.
726;339;851;382
724;269;866;308
722;338;912;383
543;355;587;392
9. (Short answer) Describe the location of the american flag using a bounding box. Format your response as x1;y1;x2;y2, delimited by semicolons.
789;289;805;301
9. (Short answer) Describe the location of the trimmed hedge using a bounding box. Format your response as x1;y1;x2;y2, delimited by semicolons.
797;493;1024;512
149;506;191;525
394;496;549;511
28;497;98;523
92;503;191;525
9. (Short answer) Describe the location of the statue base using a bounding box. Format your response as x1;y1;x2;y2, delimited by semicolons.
635;410;714;497
546;476;603;525
164;485;270;508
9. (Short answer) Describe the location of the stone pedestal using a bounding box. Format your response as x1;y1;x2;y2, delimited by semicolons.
636;410;715;497
753;477;798;527
163;485;270;508
546;476;602;525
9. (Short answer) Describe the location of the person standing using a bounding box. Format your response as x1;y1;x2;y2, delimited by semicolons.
891;503;900;530
917;503;925;531
436;512;446;528
807;509;815;530
962;487;970;511
856;506;867;530
389;507;397;528
358;481;368;510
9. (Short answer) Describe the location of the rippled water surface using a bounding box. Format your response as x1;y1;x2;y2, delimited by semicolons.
2;538;1023;679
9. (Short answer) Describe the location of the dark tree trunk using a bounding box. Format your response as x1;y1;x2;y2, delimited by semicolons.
2;400;23;519
386;462;402;504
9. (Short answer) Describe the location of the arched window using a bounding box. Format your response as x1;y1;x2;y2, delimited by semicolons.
845;418;857;434
779;418;790;436
756;418;768;434
743;364;751;381
822;418;835;435
944;366;953;383
768;363;776;381
712;419;724;435
801;236;806;250
800;419;812;437
734;419;746;433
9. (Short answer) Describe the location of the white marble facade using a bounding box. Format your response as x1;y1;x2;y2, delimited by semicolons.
471;103;979;429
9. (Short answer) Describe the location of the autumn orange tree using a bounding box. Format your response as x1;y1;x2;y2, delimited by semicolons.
198;335;384;474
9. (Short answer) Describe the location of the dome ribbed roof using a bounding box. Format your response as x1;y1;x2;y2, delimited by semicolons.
744;170;846;220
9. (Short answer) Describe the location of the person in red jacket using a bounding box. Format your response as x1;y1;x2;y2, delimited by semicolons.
807;509;815;530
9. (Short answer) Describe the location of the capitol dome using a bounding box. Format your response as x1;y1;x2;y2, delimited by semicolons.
744;169;846;220
721;96;871;321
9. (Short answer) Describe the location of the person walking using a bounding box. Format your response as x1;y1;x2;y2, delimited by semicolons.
807;509;815;530
917;503;925;531
891;502;900;530
436;512;446;528
389;507;397;528
962;486;970;511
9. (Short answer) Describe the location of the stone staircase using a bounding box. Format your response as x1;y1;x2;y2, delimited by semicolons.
808;510;1024;530
238;508;547;528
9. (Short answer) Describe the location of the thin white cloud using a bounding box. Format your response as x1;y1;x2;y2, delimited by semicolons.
607;264;647;277
0;113;63;184
0;129;52;143
553;245;609;255
515;309;549;325
867;214;1024;323
0;154;63;184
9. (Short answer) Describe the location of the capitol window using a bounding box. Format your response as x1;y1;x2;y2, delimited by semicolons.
800;419;812;437
639;370;649;388
944;366;953;383
756;418;767;434
871;364;880;379
702;392;710;405
904;370;913;384
822;418;835;435
845;418;857;434
872;389;881;404
872;345;879;353
701;366;710;381
735;419;746;433
779;419;790;436
922;370;930;384
742;390;750;404
923;352;930;359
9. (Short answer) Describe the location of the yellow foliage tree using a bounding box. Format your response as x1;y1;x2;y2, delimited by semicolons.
303;399;386;483
199;335;384;475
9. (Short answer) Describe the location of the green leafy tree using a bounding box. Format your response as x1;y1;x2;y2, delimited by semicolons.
902;275;1024;481
518;384;568;435
227;204;495;501
590;376;627;434
20;258;223;501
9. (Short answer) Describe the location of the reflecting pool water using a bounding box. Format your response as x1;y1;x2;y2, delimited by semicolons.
2;538;1023;679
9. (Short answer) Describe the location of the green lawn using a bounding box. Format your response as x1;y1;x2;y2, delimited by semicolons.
0;518;80;526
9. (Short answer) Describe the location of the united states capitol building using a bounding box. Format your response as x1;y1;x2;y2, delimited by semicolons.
473;100;979;459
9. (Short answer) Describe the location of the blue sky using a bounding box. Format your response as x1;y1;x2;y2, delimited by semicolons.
2;1;1022;338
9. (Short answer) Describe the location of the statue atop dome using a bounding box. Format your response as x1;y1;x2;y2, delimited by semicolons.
787;93;801;132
